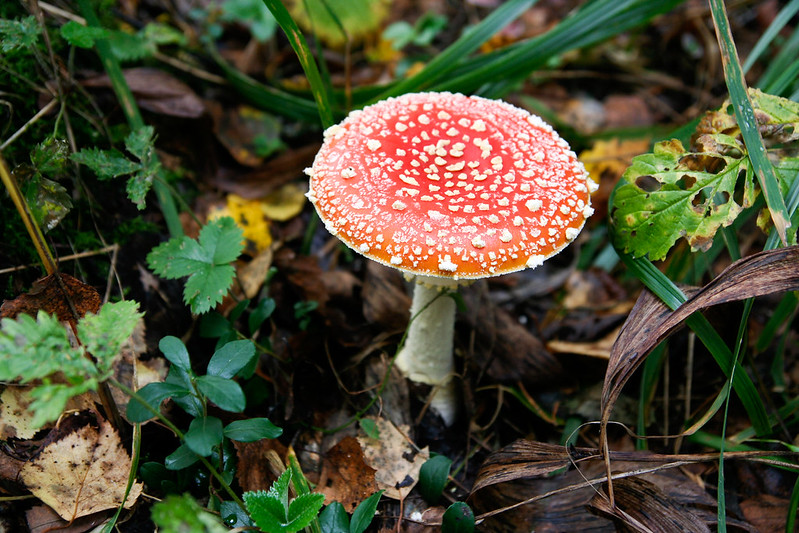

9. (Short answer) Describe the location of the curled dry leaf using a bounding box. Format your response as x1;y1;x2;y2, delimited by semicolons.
601;246;799;430
19;418;142;521
588;477;712;533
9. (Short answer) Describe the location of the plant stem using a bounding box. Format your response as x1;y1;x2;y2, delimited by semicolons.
76;0;184;238
0;151;57;275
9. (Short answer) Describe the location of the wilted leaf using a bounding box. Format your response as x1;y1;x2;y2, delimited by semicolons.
602;246;799;431
697;88;799;145
19;418;143;521
579;137;651;184
588;477;711;532
211;105;284;166
611;137;753;260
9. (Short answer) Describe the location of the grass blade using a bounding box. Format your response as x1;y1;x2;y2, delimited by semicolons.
710;0;791;245
373;0;536;100
261;0;335;127
743;0;799;74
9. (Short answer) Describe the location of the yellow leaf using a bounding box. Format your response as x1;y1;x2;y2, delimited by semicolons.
209;194;273;254
20;418;143;520
579;138;651;186
260;182;307;222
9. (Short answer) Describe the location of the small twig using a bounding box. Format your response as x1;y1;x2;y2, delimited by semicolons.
0;244;119;275
0;98;58;151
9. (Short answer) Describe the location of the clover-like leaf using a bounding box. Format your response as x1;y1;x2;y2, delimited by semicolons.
147;217;244;314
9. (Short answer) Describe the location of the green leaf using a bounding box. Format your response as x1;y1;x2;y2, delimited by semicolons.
611;138;753;260
31;137;69;175
159;335;192;371
196;375;246;413
207;339;256;379
71;147;139;179
358;417;380;440
419;455;452;504
78;300;143;374
184;416;224;457
151;493;228;533
0;16;40;53
286;493;325;532
165;443;201;470
29;380;95;428
22;173;72;232
147;217;244;314
441;502;475;533
125;125;156;161
142;22;187;47
60;20;108;48
350;490;383;533
224;418;283;442
318;502;349;533
126;382;190;422
107;29;156;61
220;0;277;42
249;297;276;335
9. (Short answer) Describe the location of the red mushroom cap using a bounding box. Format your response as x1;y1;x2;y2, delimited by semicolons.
307;92;595;280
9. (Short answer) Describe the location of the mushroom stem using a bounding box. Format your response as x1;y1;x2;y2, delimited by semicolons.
395;277;459;425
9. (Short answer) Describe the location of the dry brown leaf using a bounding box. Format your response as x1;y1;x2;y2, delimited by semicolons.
0;272;101;321
26;504;108;533
83;68;206;118
357;416;428;500
19;418;142;521
602;246;799;432
588;477;711;533
319;436;378;512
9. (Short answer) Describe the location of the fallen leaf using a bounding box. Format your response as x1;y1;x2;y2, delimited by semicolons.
234;438;288;492
208;194;273;255
260;182;307;222
83;68;206;118
0;387;94;440
318;436;378;512
0;272;101;322
357;416;428;500
588;476;712;532
20;418;143;521
210;104;284;166
580;138;651;185
26;504;108;533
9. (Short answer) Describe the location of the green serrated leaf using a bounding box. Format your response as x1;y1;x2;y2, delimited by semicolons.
611;138;752;260
29;380;96;428
60;20;108;48
185;416;224;457
207;339;256;379
147;218;244;314
71;147;139;179
151;493;228;533
78;300;143;375
127;381;190;422
419;455;452;504
196;375;246;413
142;22;187;46
286;492;325;532
125;126;156;161
126;166;157;209
224;418;283;442
31;137;69;175
350;490;383;533
159;335;192;371
0;16;40;53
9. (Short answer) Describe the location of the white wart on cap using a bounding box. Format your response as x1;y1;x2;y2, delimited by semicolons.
307;92;595;280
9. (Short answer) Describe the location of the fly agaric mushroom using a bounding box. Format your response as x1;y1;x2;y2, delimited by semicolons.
306;92;595;425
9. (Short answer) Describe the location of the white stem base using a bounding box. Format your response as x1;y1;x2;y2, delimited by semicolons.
395;279;458;425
